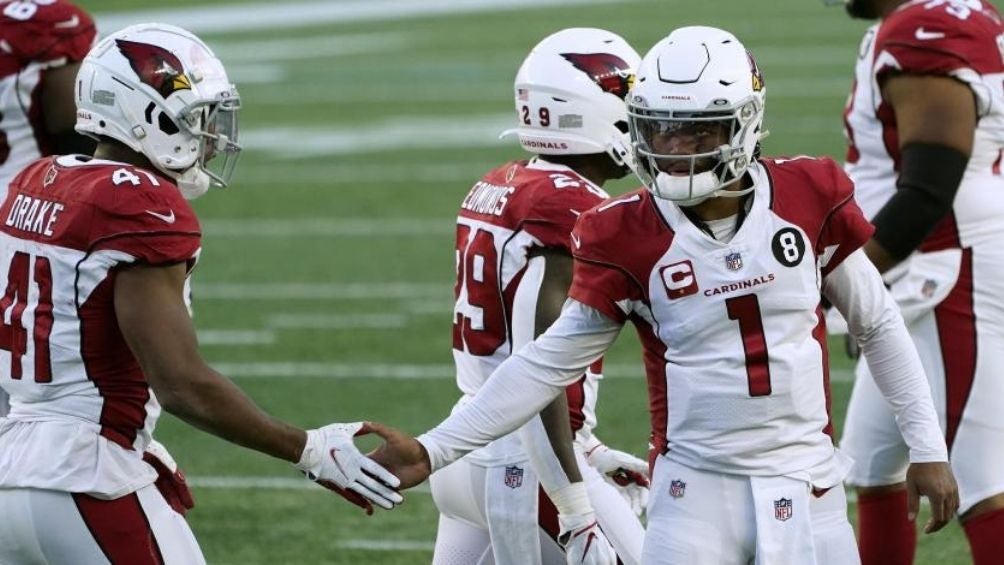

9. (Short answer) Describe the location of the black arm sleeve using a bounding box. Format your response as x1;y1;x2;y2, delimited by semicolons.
870;142;969;260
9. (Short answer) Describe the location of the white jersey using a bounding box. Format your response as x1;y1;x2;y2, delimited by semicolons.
453;158;606;465
0;155;201;498
0;1;96;197
843;0;1004;248
568;158;873;485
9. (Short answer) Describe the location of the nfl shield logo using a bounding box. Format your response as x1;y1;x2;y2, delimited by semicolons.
669;479;686;499
774;498;793;521
504;466;524;489
725;251;743;271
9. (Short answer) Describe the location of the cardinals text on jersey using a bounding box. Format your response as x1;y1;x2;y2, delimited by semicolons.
568;157;873;486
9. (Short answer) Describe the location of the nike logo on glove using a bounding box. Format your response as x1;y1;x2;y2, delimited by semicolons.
915;27;945;40
145;210;176;224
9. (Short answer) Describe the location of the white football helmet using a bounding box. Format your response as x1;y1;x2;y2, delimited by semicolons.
75;23;241;199
500;28;640;172
628;26;766;205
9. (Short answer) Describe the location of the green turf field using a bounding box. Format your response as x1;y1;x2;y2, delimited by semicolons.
89;1;972;562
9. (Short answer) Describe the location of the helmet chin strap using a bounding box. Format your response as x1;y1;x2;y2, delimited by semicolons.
653;168;755;207
171;167;211;200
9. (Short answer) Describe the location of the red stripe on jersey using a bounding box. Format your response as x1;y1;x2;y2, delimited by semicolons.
631;313;669;463
936;248;977;452
992;149;1002;176
538;485;560;543
918;211;960;253
72;492;165;565
843;79;861;165
565;376;587;433
79;275;150;450
812;305;835;439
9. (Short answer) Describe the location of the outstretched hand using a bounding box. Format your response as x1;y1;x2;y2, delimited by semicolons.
365;421;433;489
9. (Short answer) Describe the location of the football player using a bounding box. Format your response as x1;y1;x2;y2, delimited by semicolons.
0;0;97;416
368;26;959;564
834;0;1004;563
434;28;647;565
0;24;400;564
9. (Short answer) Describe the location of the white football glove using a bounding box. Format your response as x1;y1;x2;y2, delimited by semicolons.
295;422;403;514
558;512;618;565
586;443;650;517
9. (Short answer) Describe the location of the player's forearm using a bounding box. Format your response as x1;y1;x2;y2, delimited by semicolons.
419;301;619;471
418;353;568;471
155;366;306;463
824;251;948;462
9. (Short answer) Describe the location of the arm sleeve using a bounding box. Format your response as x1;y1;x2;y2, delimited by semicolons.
418;300;622;471
822;249;948;463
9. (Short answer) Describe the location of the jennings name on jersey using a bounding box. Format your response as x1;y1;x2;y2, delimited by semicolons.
844;0;1004;248
0;155;200;498
568;157;873;486
453;158;606;465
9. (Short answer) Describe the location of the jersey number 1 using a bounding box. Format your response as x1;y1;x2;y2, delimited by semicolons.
0;252;53;383
726;294;772;397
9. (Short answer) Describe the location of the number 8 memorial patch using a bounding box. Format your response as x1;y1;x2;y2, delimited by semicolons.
771;228;805;267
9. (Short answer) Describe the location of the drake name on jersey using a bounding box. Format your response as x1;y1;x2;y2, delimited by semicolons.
0;156;199;498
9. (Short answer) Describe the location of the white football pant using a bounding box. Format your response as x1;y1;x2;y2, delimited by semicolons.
430;450;645;565
842;248;1004;514
0;484;204;564
643;455;859;565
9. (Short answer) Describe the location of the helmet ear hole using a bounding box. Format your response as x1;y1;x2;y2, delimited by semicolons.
614;120;629;134
158;112;180;135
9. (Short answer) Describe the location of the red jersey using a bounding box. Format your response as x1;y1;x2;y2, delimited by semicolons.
0;155;199;497
0;0;96;195
452;158;607;465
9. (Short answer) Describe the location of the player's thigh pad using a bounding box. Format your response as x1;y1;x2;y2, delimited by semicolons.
840;359;910;487
642;456;755;565
0;485;203;565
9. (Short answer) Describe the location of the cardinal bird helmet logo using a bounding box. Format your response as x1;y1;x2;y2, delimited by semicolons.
560;53;635;100
116;39;192;98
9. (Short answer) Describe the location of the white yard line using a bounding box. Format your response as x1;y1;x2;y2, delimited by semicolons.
193;282;445;300
267;313;408;330
336;540;435;552
209;362;855;382
96;0;624;35
241;114;511;159
188;475;431;494
214;33;410;62
232;163;490;185
202;218;451;237
197;330;277;346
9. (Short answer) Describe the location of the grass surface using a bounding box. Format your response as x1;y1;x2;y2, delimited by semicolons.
82;0;975;562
